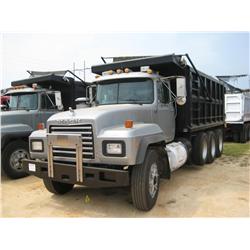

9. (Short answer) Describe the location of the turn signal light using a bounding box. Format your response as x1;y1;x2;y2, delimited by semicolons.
37;122;45;130
124;120;133;128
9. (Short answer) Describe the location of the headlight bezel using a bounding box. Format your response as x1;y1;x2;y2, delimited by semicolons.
102;140;126;157
30;139;44;152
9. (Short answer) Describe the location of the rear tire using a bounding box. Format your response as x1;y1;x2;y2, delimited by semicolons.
240;125;247;143
131;149;160;211
247;124;250;141
207;131;216;163
2;140;29;179
43;179;74;195
192;132;208;165
215;129;223;157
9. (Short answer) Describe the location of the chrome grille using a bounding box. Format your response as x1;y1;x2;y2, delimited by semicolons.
50;124;94;163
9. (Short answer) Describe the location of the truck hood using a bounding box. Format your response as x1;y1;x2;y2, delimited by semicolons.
0;110;32;126
47;104;154;135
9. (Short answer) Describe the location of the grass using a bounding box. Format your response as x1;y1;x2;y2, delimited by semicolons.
223;142;250;157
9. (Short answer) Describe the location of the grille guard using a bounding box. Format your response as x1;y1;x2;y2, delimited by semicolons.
47;134;83;182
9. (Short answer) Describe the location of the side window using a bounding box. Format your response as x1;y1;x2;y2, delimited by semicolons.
158;81;170;104
41;93;56;110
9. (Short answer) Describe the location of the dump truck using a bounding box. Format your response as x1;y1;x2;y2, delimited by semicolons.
225;90;250;142
23;54;225;211
1;71;89;179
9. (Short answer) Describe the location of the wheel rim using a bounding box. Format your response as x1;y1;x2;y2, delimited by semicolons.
218;134;223;152
9;149;29;171
149;163;159;198
202;140;208;160
211;137;216;158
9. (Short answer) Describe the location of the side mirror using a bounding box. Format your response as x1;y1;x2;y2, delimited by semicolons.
55;92;64;110
176;77;187;105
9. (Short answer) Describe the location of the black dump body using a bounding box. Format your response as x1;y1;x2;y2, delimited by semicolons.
11;74;87;110
92;54;225;135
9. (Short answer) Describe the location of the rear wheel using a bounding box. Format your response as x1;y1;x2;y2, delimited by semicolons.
215;129;223;157
247;124;250;141
240;125;247;143
192;132;208;165
43;179;74;195
207;131;216;163
2;140;29;179
131;149;160;211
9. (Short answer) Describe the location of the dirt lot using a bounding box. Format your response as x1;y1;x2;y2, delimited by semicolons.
1;143;249;217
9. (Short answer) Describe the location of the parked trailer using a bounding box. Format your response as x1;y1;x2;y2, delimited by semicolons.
225;91;250;143
23;54;225;211
1;72;89;179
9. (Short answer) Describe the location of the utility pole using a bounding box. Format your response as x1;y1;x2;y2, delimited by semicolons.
83;60;86;82
73;62;76;80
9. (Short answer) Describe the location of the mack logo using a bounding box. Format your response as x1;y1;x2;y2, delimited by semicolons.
57;119;84;124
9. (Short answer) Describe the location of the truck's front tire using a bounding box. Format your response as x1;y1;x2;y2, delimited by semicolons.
2;140;29;179
131;149;160;211
43;179;74;195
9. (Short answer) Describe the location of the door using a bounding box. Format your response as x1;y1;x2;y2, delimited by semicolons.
39;92;59;127
154;80;175;142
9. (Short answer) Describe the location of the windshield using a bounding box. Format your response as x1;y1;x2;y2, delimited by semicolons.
96;78;154;105
8;93;38;110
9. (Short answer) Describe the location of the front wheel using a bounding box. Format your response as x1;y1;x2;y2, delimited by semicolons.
2;140;29;179
43;179;74;195
131;149;160;211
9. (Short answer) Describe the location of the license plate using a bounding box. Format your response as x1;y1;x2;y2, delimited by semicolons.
28;163;36;172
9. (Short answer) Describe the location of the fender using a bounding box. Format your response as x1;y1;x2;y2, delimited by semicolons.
1;124;33;149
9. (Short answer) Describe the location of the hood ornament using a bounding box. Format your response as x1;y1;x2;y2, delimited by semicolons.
69;107;75;116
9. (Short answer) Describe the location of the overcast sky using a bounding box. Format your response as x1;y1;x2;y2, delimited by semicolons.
1;32;249;89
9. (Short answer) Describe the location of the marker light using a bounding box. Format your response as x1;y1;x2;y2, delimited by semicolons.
116;69;123;74
37;122;45;130
124;120;133;128
95;75;101;79
147;68;153;74
124;68;132;73
102;70;114;76
32;83;38;89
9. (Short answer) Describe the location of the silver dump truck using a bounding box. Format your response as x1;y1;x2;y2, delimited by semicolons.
1;72;88;179
23;54;225;211
225;89;250;143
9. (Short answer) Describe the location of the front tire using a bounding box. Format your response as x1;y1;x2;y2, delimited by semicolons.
131;149;160;211
43;179;74;195
2;140;29;179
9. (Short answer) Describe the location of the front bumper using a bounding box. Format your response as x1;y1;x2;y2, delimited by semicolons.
22;159;130;188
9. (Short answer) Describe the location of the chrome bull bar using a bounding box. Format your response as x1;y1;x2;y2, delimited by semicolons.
47;134;83;182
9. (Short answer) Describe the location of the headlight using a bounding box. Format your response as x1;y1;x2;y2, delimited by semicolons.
102;141;125;157
30;140;44;152
107;143;122;154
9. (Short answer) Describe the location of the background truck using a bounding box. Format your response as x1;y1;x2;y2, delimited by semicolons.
23;54;225;211
1;71;88;179
224;89;250;143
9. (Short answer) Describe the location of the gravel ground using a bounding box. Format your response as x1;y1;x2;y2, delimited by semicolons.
1;146;249;217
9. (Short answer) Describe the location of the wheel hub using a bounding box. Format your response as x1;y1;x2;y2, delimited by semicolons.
149;163;159;198
9;149;28;171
